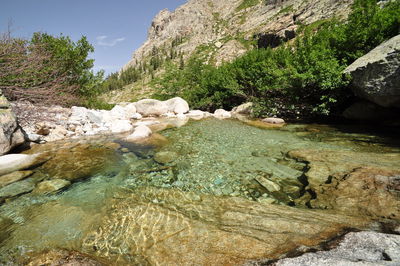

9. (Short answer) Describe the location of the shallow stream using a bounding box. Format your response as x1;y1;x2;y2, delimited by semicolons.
0;118;399;265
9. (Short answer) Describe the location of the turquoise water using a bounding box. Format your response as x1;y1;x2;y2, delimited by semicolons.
0;118;399;264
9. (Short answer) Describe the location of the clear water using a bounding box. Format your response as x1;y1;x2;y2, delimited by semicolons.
0;118;399;264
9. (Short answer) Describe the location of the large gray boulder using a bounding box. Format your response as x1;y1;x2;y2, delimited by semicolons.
274;231;400;266
135;99;169;117
0;90;25;155
345;35;400;108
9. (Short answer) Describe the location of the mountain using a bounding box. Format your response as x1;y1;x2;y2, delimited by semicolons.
105;0;353;103
123;0;352;70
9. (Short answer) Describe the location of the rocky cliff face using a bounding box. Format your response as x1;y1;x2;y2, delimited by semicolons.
122;0;353;71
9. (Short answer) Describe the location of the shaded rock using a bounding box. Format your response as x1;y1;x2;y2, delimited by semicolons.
33;179;71;194
0;171;34;188
126;125;152;142
135;99;168;116
164;97;189;114
343;101;397;121
214;109;232;119
262;117;285;124
0;153;49;176
0;178;36;201
232;102;253;115
0;90;25;155
154;151;178;164
345;34;400;108
81;187;369;265
275;231;400;266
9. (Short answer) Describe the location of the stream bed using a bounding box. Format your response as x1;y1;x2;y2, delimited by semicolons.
0;118;399;265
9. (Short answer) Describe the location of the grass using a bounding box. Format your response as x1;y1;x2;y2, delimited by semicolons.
236;0;260;12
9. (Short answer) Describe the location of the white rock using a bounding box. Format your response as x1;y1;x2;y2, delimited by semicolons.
110;105;127;119
124;103;137;117
87;110;104;124
187;110;205;120
214;109;232;119
131;113;143;120
262;117;285;124
135;99;169;117
126;125;152;141
71;106;88;117
164;97;190;114
176;113;187;120
167;117;189;128
0;154;47;176
110;120;133;133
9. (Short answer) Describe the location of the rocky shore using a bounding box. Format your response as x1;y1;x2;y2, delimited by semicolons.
9;98;278;146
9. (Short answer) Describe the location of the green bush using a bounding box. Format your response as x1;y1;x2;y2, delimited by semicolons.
1;32;104;106
153;0;400;117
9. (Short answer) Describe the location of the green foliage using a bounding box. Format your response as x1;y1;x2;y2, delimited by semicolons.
154;0;400;117
236;0;260;11
1;32;104;106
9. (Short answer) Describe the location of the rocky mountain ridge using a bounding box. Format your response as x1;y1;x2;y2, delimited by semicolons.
122;0;353;72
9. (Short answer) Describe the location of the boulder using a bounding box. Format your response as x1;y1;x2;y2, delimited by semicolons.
0;153;49;176
275;231;400;266
187;110;205;120
123;103;137;117
345;34;400;108
0;90;25;155
164;97;190;114
231;102;253;115
262;117;285;124
135;99;168;117
110;105;127;119
214;109;232;119
109;120;133;134
126;125;152;141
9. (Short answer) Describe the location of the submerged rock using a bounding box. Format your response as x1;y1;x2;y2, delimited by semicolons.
0;178;36;201
25;250;103;266
289;149;400;220
81;187;369;265
33;179;71;194
154;151;178;164
39;144;121;182
0;171;34;188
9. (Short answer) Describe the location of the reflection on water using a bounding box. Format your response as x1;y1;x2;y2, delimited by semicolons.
0;118;399;264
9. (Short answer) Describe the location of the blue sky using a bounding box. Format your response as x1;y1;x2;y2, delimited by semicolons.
0;0;187;75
